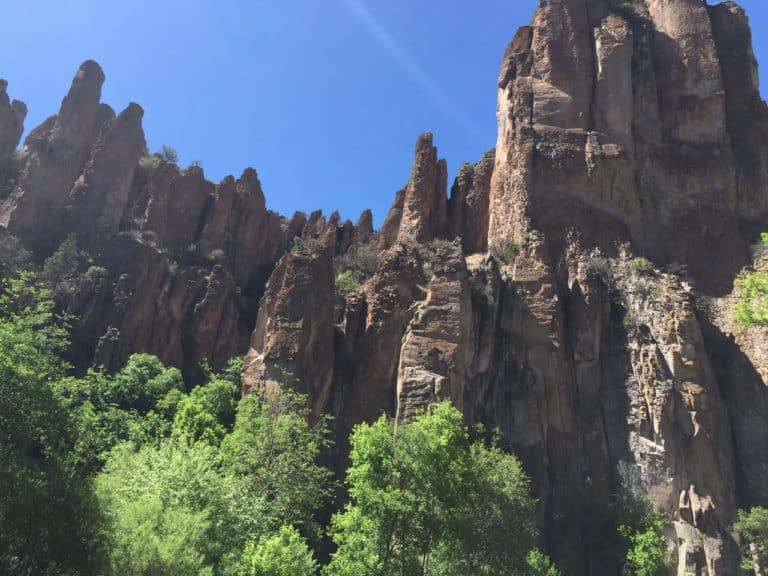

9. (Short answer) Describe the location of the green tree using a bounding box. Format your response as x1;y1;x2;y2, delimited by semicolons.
735;233;768;328
97;390;331;575
735;507;768;574
620;512;668;576
53;354;185;471
219;392;332;549
0;273;105;574
237;526;318;576
41;234;85;292
173;377;238;445
96;440;221;576
161;145;179;164
325;402;548;576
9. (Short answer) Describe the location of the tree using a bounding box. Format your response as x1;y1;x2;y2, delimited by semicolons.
53;353;186;471
325;402;551;576
96;390;331;575
735;233;768;328
95;440;221;576
236;526;318;576
160;145;179;164
0;273;105;574
40;233;84;291
620;512;668;576
735;507;768;575
219;392;332;549
172;377;237;445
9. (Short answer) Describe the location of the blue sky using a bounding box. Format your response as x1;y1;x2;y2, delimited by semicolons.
1;1;766;226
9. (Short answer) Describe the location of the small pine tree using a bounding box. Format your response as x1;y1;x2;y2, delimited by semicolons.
160;145;179;164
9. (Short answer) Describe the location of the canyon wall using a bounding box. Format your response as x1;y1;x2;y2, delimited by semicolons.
1;1;767;574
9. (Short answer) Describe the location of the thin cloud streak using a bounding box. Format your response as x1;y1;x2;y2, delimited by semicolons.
339;0;480;138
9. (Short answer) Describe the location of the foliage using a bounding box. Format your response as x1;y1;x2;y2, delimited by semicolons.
0;273;106;574
161;145;179;164
335;242;379;279
41;233;86;291
550;478;629;576
735;272;768;329
96;440;221;576
503;241;521;262
336;269;364;297
735;507;768;572
620;512;668;576
219;392;333;549
734;234;768;328
551;479;669;576
291;235;322;255
630;256;654;275
527;549;561;576
139;154;162;170
325;402;546;576
173;377;238;445
86;265;108;282
97;390;331;575
237;526;318;576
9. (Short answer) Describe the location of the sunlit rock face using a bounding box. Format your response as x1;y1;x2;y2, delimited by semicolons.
1;1;768;574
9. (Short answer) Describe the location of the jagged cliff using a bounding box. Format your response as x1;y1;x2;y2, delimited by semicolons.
1;1;767;574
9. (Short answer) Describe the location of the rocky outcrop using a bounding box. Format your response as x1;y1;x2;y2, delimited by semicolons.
380;133;448;248
447;150;494;253
65;103;145;238
242;238;336;421
395;240;472;421
488;0;767;294
0;81;26;163
1;61;115;253
0;63;340;376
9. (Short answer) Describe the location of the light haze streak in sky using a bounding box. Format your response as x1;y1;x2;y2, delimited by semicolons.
339;0;480;138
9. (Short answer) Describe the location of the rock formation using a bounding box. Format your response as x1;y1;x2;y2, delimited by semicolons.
1;1;767;574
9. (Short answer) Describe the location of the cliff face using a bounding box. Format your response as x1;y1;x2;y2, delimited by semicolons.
1;1;767;574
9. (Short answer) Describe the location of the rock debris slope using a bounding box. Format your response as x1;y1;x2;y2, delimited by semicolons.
1;1;768;574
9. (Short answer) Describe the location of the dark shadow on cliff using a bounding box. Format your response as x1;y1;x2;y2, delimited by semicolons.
698;310;768;508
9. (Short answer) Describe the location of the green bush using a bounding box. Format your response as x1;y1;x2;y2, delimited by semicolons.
86;265;108;282
41;234;84;289
138;155;162;170
630;257;654;275
291;236;321;256
620;512;668;576
335;270;363;297
495;241;521;264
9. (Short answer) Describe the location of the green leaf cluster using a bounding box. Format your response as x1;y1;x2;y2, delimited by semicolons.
735;507;768;573
325;402;554;576
734;233;768;328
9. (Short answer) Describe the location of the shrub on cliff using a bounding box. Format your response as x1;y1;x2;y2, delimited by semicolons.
335;269;364;297
735;235;768;329
41;233;87;292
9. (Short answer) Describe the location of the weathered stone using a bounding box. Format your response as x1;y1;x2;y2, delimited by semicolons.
242;243;336;420
448;150;494;253
0;80;26;162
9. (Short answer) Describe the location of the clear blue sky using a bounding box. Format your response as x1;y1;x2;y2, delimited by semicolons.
1;1;766;226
